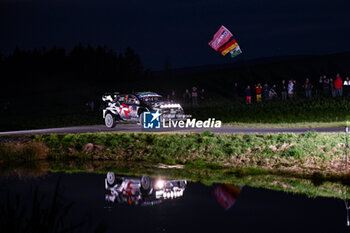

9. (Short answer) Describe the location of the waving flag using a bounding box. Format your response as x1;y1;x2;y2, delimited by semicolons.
219;39;239;56
230;46;242;58
209;25;242;58
208;26;233;51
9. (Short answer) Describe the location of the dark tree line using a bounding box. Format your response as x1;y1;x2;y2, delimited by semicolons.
0;44;145;99
1;44;350;114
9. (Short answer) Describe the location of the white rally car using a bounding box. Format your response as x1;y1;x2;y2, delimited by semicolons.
102;92;184;128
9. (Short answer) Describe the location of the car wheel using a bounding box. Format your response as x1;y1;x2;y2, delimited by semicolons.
106;172;115;186
141;175;152;191
138;112;144;126
105;113;116;128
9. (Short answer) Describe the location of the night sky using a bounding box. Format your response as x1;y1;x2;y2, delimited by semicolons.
1;0;350;70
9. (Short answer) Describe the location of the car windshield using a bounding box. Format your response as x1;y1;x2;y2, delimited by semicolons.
136;92;163;102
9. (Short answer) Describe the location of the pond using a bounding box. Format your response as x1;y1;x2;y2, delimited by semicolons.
1;171;350;233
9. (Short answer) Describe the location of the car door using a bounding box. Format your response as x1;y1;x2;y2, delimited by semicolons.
117;94;131;120
126;94;139;120
117;94;138;120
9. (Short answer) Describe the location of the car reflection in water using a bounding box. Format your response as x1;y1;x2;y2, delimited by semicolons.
105;172;187;206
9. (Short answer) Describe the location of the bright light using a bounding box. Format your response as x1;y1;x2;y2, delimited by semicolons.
155;180;165;189
160;104;181;109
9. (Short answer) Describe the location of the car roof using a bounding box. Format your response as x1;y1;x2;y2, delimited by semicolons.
134;92;162;98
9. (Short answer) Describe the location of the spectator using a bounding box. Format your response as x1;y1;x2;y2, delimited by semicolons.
280;80;287;100
344;77;350;97
293;80;299;98
85;101;94;112
269;85;277;100
288;80;294;99
183;89;191;105
3;101;11;112
90;101;95;112
171;90;176;102
233;82;239;101
322;75;330;97
334;73;343;97
319;76;323;94
329;78;335;98
262;83;270;102
255;83;262;103
199;88;205;103
303;78;313;99
245;85;252;104
191;86;198;105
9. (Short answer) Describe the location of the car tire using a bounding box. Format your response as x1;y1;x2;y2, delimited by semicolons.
141;175;152;191
106;172;116;186
138;112;144;126
105;113;116;128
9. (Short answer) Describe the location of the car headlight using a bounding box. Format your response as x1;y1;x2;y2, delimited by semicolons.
160;104;181;109
155;180;165;189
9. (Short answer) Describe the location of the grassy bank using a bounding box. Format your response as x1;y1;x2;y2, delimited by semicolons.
0;131;349;177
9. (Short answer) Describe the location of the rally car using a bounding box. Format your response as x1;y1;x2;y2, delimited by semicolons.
105;172;187;206
102;91;184;128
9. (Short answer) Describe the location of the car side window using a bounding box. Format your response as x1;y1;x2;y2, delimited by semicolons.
125;95;137;105
118;95;126;103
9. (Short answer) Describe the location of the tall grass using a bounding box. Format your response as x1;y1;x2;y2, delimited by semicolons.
0;142;48;162
186;97;350;123
0;132;344;175
1;132;348;179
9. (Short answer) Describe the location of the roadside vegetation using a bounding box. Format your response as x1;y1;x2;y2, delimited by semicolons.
1;131;349;178
1;97;350;131
186;97;350;126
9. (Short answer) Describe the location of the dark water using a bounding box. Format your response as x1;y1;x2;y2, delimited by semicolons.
1;172;349;233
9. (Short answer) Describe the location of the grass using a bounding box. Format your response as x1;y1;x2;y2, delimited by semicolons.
0;131;349;178
1;97;350;131
0;142;48;162
2;130;350;201
185;97;350;125
223;121;348;128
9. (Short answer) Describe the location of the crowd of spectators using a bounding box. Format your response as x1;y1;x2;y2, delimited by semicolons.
167;73;350;107
168;86;205;106
239;73;349;104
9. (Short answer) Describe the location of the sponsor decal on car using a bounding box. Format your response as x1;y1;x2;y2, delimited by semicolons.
118;104;131;118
